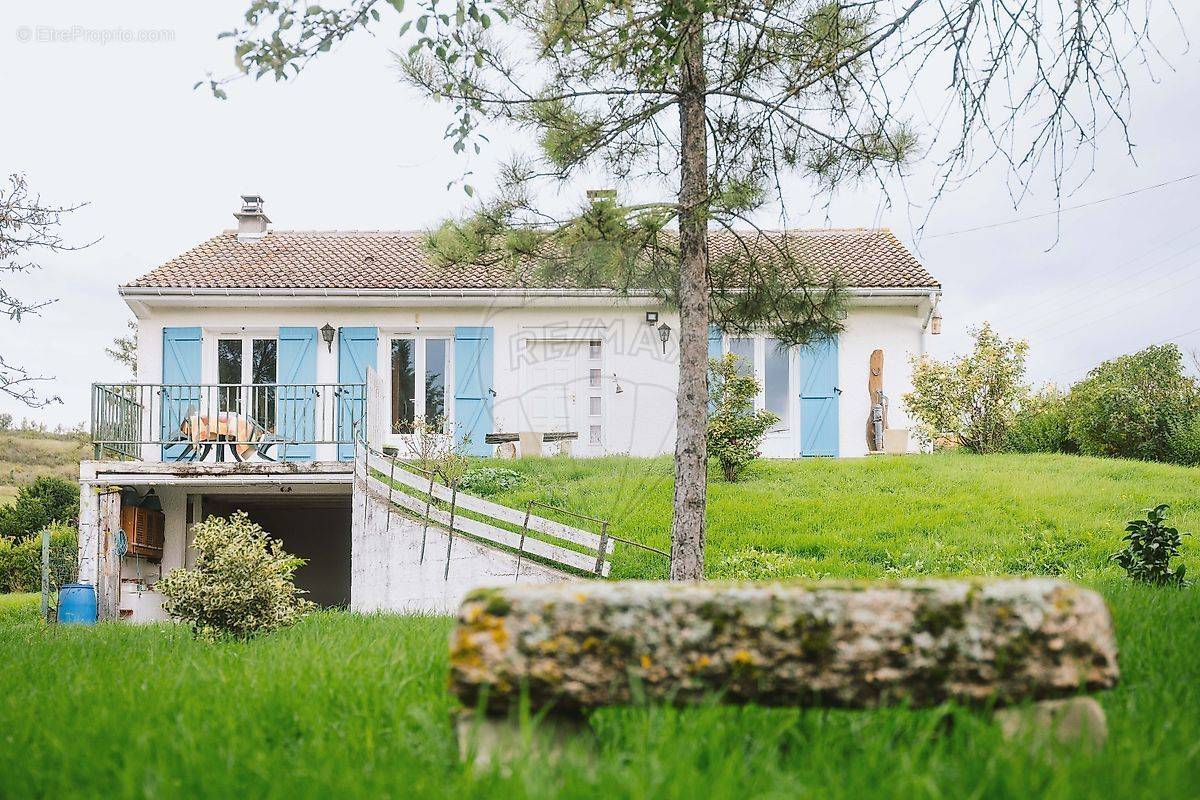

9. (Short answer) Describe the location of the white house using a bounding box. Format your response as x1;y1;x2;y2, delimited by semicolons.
77;195;941;621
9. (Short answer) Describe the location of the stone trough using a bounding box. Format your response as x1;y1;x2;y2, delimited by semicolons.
449;578;1119;759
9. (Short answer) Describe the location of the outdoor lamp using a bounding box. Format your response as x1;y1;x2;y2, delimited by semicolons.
931;310;943;335
321;323;336;352
657;322;672;354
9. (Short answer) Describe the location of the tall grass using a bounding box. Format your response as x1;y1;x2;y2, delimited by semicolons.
1;453;1197;798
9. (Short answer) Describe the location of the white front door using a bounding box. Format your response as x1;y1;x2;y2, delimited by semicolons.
520;338;606;452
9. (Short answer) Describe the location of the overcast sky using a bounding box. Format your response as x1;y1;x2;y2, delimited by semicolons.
3;1;1199;428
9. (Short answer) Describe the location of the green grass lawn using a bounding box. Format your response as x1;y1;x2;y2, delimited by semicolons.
1;453;1198;799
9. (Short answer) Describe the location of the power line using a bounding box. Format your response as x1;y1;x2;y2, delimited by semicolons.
1039;268;1200;345
993;221;1200;327
1050;323;1200;383
1022;248;1200;337
922;172;1200;240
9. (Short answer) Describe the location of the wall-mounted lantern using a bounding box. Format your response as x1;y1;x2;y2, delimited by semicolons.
657;322;672;354
321;323;336;353
930;309;943;335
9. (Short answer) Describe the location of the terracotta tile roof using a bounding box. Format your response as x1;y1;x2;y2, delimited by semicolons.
123;228;939;292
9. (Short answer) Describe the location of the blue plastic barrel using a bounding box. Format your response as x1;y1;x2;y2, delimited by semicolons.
57;583;98;625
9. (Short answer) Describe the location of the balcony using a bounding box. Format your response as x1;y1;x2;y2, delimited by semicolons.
90;383;367;462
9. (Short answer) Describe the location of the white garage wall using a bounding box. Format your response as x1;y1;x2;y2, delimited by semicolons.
132;295;931;459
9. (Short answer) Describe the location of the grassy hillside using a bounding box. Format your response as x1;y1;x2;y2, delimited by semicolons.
1;453;1197;799
0;429;89;504
481;452;1198;581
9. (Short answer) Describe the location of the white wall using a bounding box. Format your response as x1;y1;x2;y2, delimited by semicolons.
133;296;930;458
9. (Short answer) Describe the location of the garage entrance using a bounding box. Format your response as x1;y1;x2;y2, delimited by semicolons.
201;494;353;607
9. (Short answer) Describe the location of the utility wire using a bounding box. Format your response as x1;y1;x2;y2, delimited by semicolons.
922;172;1200;240
992;221;1200;327
1022;247;1200;337
1050;323;1200;383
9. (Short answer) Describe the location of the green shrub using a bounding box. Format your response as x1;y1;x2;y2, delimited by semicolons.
707;353;779;481
904;323;1029;453
1167;412;1200;466
157;512;314;639
0;476;78;541
458;467;524;496
1065;344;1200;461
1007;386;1076;454
1111;504;1189;586
712;547;802;580
0;523;78;593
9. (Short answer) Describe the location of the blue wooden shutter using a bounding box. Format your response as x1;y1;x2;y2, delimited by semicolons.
800;336;839;457
707;324;724;413
454;327;494;456
337;327;377;460
277;327;317;461
707;324;724;361
161;327;202;460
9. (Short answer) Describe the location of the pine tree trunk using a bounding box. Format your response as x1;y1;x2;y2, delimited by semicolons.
669;21;709;581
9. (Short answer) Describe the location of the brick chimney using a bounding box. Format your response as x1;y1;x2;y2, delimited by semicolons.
233;194;270;241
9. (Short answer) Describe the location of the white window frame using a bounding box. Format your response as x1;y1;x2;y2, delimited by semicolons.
379;329;455;438
202;327;281;385
724;334;791;433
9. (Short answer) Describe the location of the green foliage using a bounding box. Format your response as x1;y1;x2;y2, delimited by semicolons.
1065;344;1200;462
157;512;314;640
458;467;524;496
706;353;778;482
1007;385;1076;454
904;323;1029;453
711;547;802;580
0;523;77;593
0;476;78;541
1111;504;1189;586
1167;411;1200;467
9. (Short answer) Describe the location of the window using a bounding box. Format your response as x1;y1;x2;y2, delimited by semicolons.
589;368;601;388
390;334;451;434
764;337;789;428
729;337;755;377
589;339;602;360
216;336;277;427
589;396;602;416
425;339;447;422
391;338;416;434
589;425;602;445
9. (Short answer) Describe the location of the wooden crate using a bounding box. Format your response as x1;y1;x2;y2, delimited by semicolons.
120;505;165;560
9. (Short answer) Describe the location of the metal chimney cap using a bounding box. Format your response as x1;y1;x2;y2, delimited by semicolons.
240;194;266;213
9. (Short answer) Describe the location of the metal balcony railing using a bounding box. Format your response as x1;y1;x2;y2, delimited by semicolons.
90;383;367;462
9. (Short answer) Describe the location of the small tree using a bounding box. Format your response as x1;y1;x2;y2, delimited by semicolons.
0;476;78;541
1066;344;1200;462
157;512;314;639
904;323;1028;454
1111;504;1188;586
401;415;470;486
707;353;778;482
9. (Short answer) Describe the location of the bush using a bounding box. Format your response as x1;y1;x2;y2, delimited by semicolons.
1007;386;1076;454
707;353;779;482
1167;412;1200;466
1111;504;1189;586
158;512;314;639
1065;344;1200;462
0;476;78;541
0;523;78;593
459;467;524;496
904;323;1029;453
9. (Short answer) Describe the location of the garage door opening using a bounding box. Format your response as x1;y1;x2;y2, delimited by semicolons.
202;495;353;607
